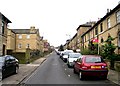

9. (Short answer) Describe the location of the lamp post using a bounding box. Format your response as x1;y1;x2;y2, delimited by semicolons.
66;34;71;49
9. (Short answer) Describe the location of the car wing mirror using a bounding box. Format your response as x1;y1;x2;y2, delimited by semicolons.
74;60;77;62
77;62;81;64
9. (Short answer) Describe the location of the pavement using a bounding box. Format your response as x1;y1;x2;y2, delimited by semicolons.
108;69;120;85
1;53;120;85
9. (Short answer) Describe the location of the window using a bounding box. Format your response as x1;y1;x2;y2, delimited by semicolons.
95;26;98;35
26;34;30;39
84;35;86;42
101;37;104;43
100;23;103;32
18;34;22;39
26;44;30;48
18;43;22;48
90;31;92;39
118;32;120;47
77;39;80;43
87;33;90;40
107;18;111;28
117;10;120;23
2;21;4;34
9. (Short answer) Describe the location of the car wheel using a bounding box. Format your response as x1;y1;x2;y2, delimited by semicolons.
79;71;83;80
15;66;19;74
67;63;70;68
103;75;107;80
73;68;77;74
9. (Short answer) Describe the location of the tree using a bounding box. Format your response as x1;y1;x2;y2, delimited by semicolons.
58;45;64;51
88;41;98;55
102;36;116;69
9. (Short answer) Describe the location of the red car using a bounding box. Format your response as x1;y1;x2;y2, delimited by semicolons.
73;55;108;80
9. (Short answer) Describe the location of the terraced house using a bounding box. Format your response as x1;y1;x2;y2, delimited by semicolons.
76;22;96;49
64;22;95;50
64;3;120;54
81;3;120;54
68;33;77;50
0;12;11;56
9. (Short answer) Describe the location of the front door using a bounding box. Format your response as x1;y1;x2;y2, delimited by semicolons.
3;45;5;56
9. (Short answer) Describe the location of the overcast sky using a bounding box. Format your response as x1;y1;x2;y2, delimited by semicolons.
0;0;120;47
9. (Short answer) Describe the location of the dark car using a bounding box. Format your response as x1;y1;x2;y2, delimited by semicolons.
73;55;108;80
0;55;19;79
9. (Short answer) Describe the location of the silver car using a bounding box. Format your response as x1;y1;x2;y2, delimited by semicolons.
67;52;82;67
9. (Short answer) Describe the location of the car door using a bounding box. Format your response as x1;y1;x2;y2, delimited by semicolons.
3;56;11;76
75;58;82;72
9;56;16;73
4;56;14;75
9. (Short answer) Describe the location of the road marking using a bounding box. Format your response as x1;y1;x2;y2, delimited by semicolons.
68;75;71;77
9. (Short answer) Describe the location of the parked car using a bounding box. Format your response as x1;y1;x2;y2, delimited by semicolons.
73;55;108;80
67;52;82;67
59;51;64;58
55;49;61;55
62;50;73;62
0;55;19;79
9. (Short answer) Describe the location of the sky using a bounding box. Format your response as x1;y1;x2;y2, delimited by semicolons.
0;0;120;47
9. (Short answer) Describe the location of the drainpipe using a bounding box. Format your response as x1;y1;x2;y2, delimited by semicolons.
0;14;3;56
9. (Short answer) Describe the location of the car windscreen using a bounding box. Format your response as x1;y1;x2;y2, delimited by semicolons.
64;51;73;55
0;57;4;62
69;53;81;58
0;57;4;67
85;57;104;63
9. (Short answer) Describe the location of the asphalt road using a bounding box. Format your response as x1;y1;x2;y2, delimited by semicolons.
21;52;118;85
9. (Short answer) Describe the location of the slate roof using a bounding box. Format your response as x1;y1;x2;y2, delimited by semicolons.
11;29;39;34
0;12;12;23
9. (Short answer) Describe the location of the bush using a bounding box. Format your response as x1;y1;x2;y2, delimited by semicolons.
114;54;120;61
81;49;98;55
12;52;26;64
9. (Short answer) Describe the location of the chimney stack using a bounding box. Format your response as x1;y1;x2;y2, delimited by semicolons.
107;9;109;14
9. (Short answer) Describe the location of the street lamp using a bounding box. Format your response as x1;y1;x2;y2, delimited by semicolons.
66;34;71;50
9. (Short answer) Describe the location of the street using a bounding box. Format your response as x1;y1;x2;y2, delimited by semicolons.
20;52;118;85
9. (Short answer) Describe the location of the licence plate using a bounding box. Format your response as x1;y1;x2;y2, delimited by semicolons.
91;66;101;68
